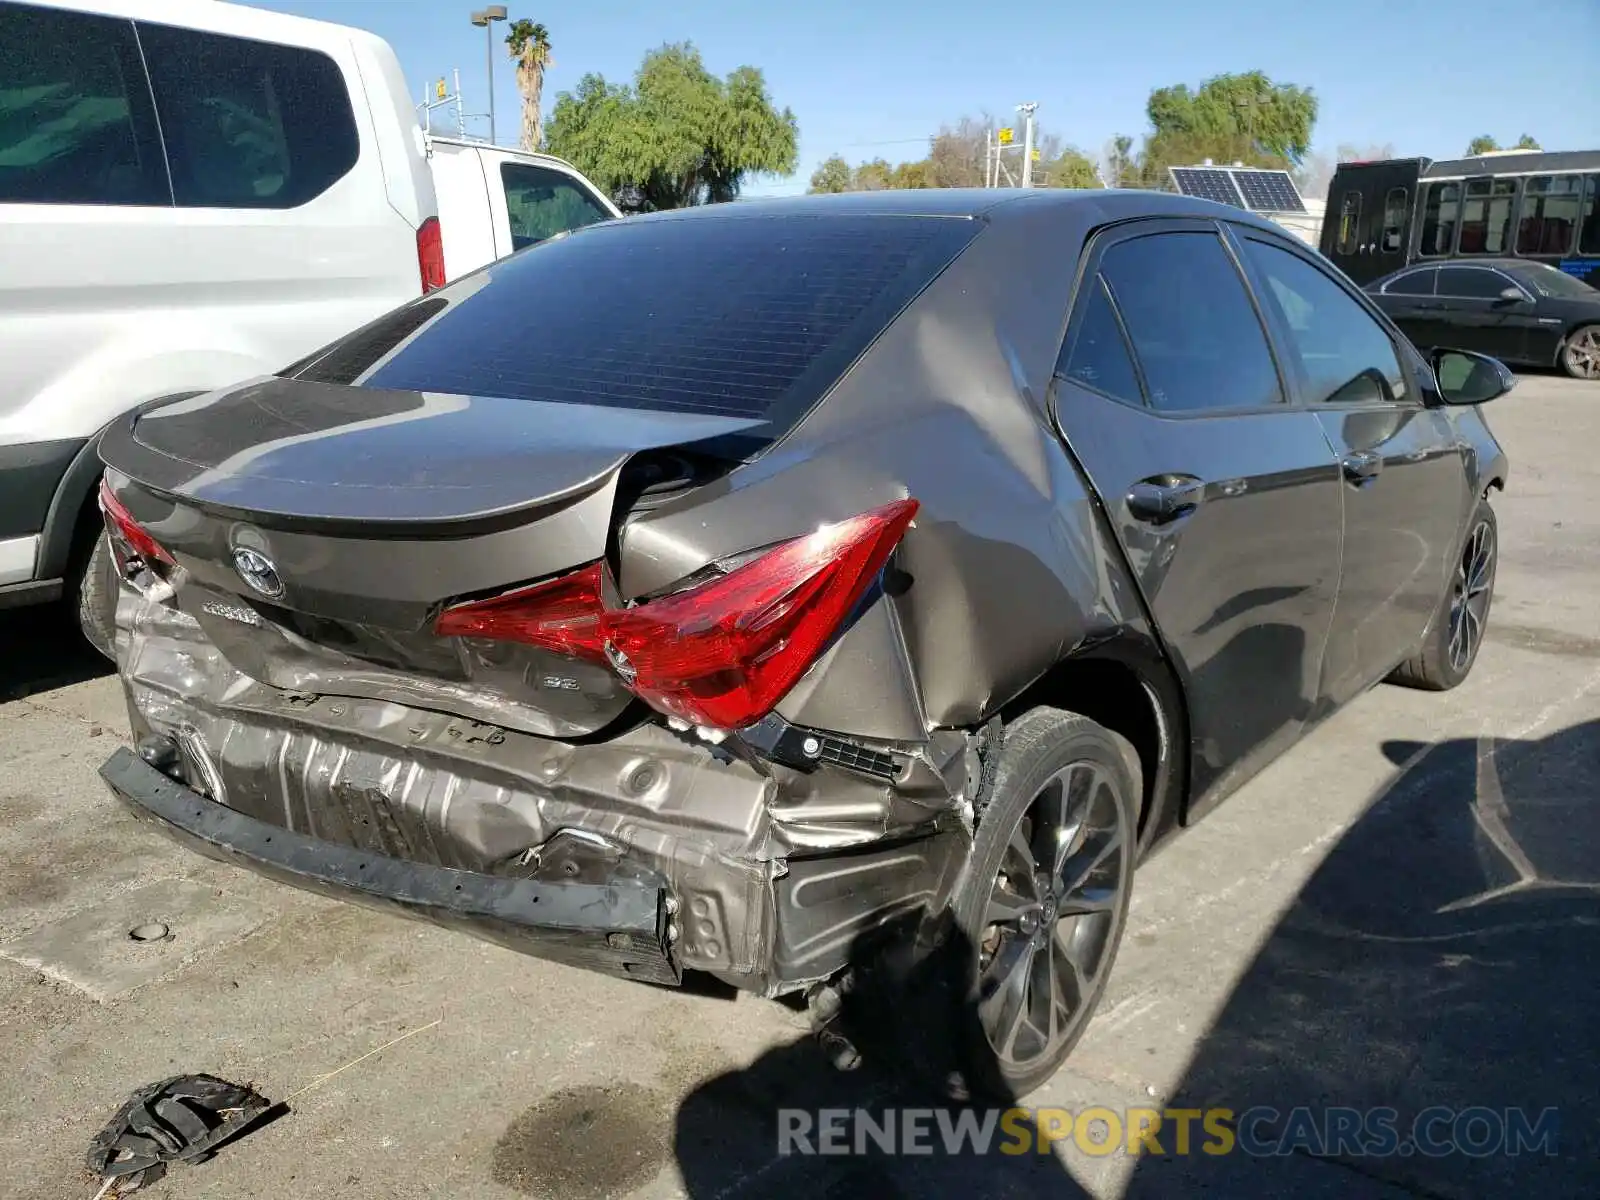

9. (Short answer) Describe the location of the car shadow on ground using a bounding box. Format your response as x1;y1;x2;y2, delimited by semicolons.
0;602;113;703
1125;718;1600;1198
667;720;1599;1199
673;916;1089;1198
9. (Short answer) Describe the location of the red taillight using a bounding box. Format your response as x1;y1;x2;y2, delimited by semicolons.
434;499;920;729
99;478;175;570
417;216;446;293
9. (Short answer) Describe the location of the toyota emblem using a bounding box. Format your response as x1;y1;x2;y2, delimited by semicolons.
232;547;284;598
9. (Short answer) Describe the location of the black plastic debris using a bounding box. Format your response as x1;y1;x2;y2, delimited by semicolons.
86;1074;276;1191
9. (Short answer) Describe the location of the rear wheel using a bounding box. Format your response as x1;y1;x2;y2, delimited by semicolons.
1388;501;1496;691
951;708;1139;1100
1561;324;1600;380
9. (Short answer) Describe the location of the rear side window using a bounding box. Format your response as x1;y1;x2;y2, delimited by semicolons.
137;22;358;208
305;214;980;434
1059;277;1143;405
1098;231;1282;413
1242;239;1407;406
1383;268;1436;296
0;1;167;205
501;163;611;250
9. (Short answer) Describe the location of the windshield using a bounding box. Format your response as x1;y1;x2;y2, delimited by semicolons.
1517;262;1599;299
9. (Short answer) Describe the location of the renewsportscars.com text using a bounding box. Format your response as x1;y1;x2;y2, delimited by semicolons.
777;1105;1560;1158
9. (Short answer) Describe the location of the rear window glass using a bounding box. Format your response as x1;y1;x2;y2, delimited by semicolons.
300;213;980;435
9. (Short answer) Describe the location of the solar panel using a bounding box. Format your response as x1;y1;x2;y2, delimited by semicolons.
1232;169;1308;213
1170;167;1244;207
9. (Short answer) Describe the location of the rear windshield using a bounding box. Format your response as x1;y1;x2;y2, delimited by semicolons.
291;212;980;441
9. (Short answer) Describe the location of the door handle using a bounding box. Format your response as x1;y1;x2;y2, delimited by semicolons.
1341;450;1383;483
1126;476;1205;525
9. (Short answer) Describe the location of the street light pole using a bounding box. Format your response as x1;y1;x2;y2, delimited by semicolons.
470;6;507;144
1017;101;1038;188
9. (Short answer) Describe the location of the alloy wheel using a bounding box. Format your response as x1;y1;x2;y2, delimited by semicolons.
1565;327;1600;380
974;760;1132;1076
1448;518;1495;672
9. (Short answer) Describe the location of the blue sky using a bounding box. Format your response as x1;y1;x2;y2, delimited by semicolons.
257;0;1599;197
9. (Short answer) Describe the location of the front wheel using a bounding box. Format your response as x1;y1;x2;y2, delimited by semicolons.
1388;500;1496;691
951;708;1139;1100
1560;324;1600;380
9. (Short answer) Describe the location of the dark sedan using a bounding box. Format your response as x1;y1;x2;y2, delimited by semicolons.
1367;258;1600;380
94;189;1510;1100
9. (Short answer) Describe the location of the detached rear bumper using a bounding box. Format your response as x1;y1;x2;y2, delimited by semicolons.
100;746;680;986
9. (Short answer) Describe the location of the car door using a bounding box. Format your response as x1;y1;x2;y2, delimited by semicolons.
1372;266;1438;349
1051;219;1344;812
1432;265;1532;362
1232;229;1468;702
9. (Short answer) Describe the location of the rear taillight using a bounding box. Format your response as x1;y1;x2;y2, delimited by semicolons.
417;216;446;293
99;478;175;577
434;499;919;729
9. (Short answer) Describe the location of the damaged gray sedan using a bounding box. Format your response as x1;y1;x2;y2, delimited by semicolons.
96;189;1510;1097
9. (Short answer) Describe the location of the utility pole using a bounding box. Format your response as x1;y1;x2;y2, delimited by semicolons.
1017;101;1038;187
470;6;507;144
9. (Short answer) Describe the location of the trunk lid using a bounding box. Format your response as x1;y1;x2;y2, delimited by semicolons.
100;377;763;738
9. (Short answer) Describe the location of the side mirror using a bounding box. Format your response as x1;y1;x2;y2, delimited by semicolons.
1497;285;1526;303
1430;348;1516;405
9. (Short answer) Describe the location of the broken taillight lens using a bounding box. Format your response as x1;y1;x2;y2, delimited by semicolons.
433;498;920;729
99;478;175;576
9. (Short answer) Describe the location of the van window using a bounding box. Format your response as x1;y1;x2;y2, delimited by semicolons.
1516;175;1582;256
1458;178;1517;254
1580;176;1600;256
137;22;359;208
1418;182;1460;256
0;1;168;205
500;162;611;250
1336;190;1362;255
1380;187;1408;253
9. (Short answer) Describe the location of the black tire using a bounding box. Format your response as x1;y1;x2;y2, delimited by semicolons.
950;707;1140;1100
1388;500;1496;691
1559;323;1600;380
73;530;118;662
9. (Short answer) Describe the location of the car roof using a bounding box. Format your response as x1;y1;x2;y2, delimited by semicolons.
620;186;1292;234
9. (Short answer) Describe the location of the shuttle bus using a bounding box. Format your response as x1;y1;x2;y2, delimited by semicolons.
1320;149;1600;288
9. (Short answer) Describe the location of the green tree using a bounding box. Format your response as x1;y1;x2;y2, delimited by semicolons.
546;43;798;211
1515;133;1541;150
809;154;852;193
505;19;553;153
1466;134;1500;155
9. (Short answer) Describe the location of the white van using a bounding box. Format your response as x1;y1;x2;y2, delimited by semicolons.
0;0;439;651
426;136;619;279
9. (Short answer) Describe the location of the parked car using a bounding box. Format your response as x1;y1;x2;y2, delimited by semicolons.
1367;258;1600;379
96;189;1510;1099
427;136;618;279
0;0;440;652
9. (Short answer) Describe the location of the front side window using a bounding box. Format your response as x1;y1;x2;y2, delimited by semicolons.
0;1;166;205
500;163;612;251
1418;182;1460;256
1059;276;1143;405
1436;266;1513;299
1516;175;1582;256
1242;239;1407;406
1380;187;1408;253
1336;189;1362;255
1098;231;1282;413
1458;177;1517;255
137;22;359;208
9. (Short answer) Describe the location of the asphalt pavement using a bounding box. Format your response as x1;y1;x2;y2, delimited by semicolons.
2;374;1596;1199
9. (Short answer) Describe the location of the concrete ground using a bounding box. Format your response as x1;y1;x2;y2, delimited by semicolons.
2;374;1596;1200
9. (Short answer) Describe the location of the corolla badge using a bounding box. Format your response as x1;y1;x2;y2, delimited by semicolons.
232;547;284;598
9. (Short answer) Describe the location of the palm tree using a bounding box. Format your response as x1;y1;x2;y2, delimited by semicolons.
505;19;553;153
